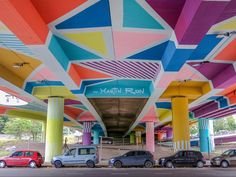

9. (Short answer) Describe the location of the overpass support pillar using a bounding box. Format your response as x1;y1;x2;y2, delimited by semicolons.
45;97;64;163
172;97;190;152
198;118;214;152
130;132;135;144
146;122;155;153
93;129;99;145
83;122;92;145
135;131;142;145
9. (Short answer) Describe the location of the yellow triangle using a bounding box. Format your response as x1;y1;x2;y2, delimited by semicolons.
64;32;107;56
212;19;236;31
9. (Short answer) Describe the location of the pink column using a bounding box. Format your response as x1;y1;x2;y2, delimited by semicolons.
146;122;155;153
82;122;92;146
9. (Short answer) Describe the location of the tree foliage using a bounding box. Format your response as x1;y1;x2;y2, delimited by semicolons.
0;116;9;133
3;118;43;141
213;116;236;133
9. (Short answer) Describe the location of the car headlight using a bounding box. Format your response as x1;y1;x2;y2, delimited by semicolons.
110;159;115;163
160;158;165;161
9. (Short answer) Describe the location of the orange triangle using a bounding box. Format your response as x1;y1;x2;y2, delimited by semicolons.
69;64;112;87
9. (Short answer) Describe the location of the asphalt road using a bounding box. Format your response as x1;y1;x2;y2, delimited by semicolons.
0;168;236;177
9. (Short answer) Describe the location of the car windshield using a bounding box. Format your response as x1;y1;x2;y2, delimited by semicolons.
222;150;232;156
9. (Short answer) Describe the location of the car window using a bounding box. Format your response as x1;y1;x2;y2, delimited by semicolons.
137;151;146;156
37;152;42;157
125;151;136;157
78;148;95;155
177;151;186;158
65;148;76;156
187;151;195;157
12;151;23;157
25;151;34;157
222;150;232;156
229;150;235;156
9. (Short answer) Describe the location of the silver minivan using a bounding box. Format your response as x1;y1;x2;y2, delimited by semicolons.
52;146;99;168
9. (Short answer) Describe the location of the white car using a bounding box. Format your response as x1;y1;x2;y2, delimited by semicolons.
51;146;99;168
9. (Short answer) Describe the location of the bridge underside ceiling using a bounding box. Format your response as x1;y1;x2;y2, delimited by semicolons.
1;0;236;135
88;98;148;137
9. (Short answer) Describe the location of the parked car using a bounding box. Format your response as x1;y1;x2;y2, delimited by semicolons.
0;150;43;168
51;146;98;168
211;149;236;168
109;150;155;168
159;150;206;168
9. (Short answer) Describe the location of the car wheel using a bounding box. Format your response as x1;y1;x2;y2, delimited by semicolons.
0;161;6;168
86;160;95;168
54;160;63;168
221;161;229;168
113;161;122;168
144;161;153;168
29;161;37;168
197;161;204;168
166;161;173;168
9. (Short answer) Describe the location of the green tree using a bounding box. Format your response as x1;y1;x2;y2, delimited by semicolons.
190;124;199;135
3;118;31;139
29;120;42;141
226;116;236;131
0;116;9;133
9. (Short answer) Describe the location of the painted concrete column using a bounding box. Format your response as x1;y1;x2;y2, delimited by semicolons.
209;120;215;151
172;96;190;151
45;97;64;163
146;122;155;153
83;122;92;145
199;118;214;152
135;131;142;145
93;129;99;145
130;132;135;144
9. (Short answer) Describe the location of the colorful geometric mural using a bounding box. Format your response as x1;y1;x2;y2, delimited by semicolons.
1;0;236;136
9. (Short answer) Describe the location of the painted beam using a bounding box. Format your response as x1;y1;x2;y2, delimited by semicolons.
32;86;76;99
0;0;49;44
175;0;229;45
6;109;46;121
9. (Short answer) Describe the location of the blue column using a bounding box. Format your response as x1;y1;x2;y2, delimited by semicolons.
93;129;100;145
198;118;211;153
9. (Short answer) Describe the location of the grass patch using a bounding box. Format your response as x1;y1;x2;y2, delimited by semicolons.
0;151;11;157
0;139;17;149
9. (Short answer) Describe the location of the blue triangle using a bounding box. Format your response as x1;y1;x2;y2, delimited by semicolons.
54;36;101;60
123;0;164;29
127;41;168;60
56;0;111;29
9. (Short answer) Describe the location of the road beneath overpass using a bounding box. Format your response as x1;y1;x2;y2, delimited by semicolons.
0;168;235;177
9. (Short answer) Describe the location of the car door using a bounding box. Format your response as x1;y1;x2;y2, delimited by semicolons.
62;148;77;165
229;150;236;166
21;151;34;166
185;151;196;165
173;151;186;166
8;151;24;166
135;151;148;166
76;148;89;164
121;151;137;166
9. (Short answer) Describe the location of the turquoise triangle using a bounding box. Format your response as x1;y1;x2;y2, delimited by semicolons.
123;0;164;29
55;36;101;60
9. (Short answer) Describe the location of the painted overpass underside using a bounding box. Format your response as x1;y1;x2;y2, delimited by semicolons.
1;0;236;145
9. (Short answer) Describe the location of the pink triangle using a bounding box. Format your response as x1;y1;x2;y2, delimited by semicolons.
113;31;167;59
140;106;158;122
